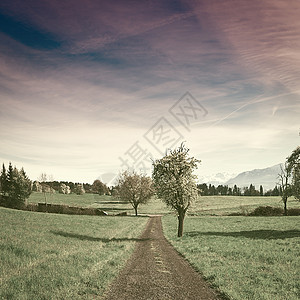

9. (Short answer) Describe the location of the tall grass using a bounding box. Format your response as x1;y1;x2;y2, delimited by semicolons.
162;215;300;300
0;207;148;299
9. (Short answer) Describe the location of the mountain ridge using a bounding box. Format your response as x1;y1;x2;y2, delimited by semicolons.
225;164;282;190
198;164;283;190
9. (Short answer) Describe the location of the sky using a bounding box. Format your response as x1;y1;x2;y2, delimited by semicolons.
0;0;299;184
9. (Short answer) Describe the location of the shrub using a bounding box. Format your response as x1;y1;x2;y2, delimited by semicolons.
36;203;108;216
25;203;38;212
249;206;284;216
287;208;300;216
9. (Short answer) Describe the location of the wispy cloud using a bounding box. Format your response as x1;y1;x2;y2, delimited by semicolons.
0;0;299;182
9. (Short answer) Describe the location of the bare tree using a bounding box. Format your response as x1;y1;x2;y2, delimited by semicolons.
38;173;54;204
277;163;292;215
117;170;153;216
152;144;200;237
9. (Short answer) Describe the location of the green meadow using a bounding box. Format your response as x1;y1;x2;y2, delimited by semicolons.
28;192;300;216
0;207;147;299
27;192;171;215
1;193;300;299
162;216;300;300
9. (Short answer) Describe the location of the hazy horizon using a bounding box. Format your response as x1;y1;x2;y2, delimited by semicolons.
0;0;299;183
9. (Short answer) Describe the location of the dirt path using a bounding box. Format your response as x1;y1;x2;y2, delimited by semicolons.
102;216;221;300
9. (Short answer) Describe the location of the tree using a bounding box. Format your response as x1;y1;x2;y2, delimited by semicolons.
208;184;216;195
259;185;264;196
233;184;240;196
197;183;208;196
152;144;200;237
1;163;32;208
287;146;300;200
18;168;32;204
277;163;292;215
38;173;54;203
117;170;153;216
92;179;108;195
74;183;85;195
0;163;8;196
271;185;280;196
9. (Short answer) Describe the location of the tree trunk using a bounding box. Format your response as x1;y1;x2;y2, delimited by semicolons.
134;205;138;216
177;209;185;237
283;198;287;216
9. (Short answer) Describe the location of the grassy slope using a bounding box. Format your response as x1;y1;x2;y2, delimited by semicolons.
0;207;148;299
162;215;300;300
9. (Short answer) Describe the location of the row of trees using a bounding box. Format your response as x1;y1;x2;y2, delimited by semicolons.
197;183;284;196
0;163;32;208
32;176;110;196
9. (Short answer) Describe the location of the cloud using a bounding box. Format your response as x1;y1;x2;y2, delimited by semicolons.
190;0;300;92
0;0;299;182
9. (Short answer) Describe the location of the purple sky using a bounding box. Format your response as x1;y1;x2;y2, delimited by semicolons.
0;0;299;183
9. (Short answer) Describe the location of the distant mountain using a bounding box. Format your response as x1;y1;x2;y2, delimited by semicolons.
225;164;282;190
198;172;237;186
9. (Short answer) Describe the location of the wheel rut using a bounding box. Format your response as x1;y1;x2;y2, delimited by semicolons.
102;216;220;300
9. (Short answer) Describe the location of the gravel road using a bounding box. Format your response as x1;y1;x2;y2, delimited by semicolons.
102;216;221;300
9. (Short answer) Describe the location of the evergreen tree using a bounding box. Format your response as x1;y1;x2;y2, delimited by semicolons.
233;184;239;196
7;162;14;195
243;186;249;196
0;163;32;208
249;184;256;196
19;168;32;202
260;185;264;196
272;186;280;196
0;163;8;196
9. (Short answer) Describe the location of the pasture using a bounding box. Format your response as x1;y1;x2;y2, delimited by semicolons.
0;207;147;299
163;215;300;300
28;192;300;216
28;192;171;215
2;193;299;299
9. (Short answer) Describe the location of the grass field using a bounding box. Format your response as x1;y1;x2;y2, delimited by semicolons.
189;195;300;216
0;207;148;299
162;215;300;300
4;193;300;299
28;192;171;215
28;192;300;216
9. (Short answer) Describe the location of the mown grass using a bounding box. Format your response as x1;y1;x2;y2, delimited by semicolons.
0;207;148;299
162;215;300;300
